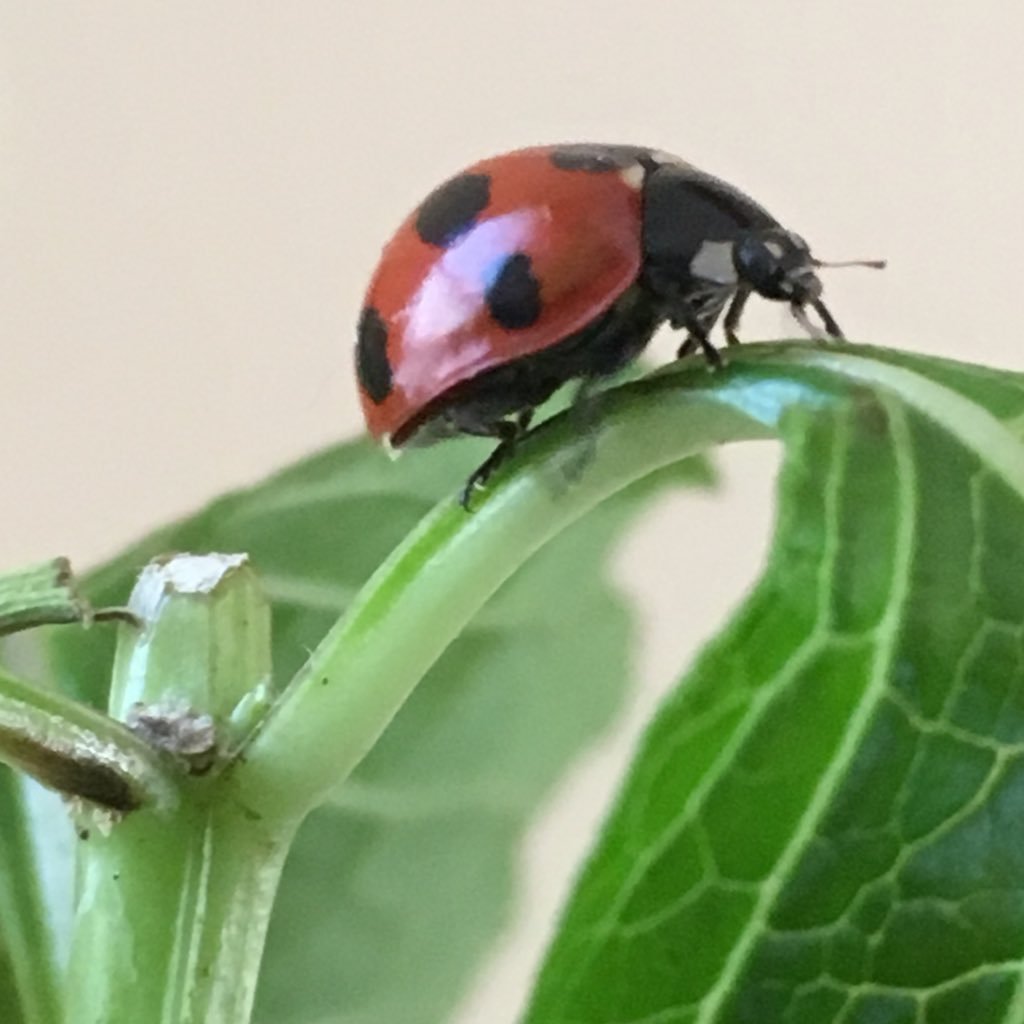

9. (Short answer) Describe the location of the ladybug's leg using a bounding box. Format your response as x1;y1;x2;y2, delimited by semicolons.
515;409;534;433
811;298;845;339
559;378;606;482
675;330;722;363
670;289;728;366
722;286;752;346
673;313;723;368
791;299;844;341
459;412;532;509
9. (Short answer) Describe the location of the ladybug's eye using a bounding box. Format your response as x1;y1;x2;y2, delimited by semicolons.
733;236;787;299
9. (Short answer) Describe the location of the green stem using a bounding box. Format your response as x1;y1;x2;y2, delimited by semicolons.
0;769;62;1024
66;552;283;1024
66;795;292;1024
228;358;778;822
230;342;1021;824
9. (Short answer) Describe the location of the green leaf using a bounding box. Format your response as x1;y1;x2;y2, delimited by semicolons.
43;433;711;1024
525;352;1024;1022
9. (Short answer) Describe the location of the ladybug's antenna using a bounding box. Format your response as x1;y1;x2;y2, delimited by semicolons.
813;258;887;270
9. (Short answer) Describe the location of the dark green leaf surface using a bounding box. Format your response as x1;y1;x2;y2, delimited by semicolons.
0;950;21;1024
525;356;1024;1023
44;433;711;1024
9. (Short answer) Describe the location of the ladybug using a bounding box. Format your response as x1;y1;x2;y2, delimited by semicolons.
356;143;882;507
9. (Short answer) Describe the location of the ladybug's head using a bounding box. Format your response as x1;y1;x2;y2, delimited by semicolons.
733;228;885;338
733;228;821;305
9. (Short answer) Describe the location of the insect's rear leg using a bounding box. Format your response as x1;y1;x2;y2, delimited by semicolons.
457;410;533;509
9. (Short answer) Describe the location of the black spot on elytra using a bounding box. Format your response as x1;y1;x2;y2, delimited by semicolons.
486;253;541;330
549;144;649;173
356;307;393;403
415;173;491;247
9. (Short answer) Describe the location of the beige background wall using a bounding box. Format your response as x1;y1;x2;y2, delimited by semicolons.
3;2;1021;1019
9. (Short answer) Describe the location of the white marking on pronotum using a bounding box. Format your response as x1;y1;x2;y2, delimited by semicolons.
690;240;739;287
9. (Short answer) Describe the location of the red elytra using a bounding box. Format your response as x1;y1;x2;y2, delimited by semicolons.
358;145;644;445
